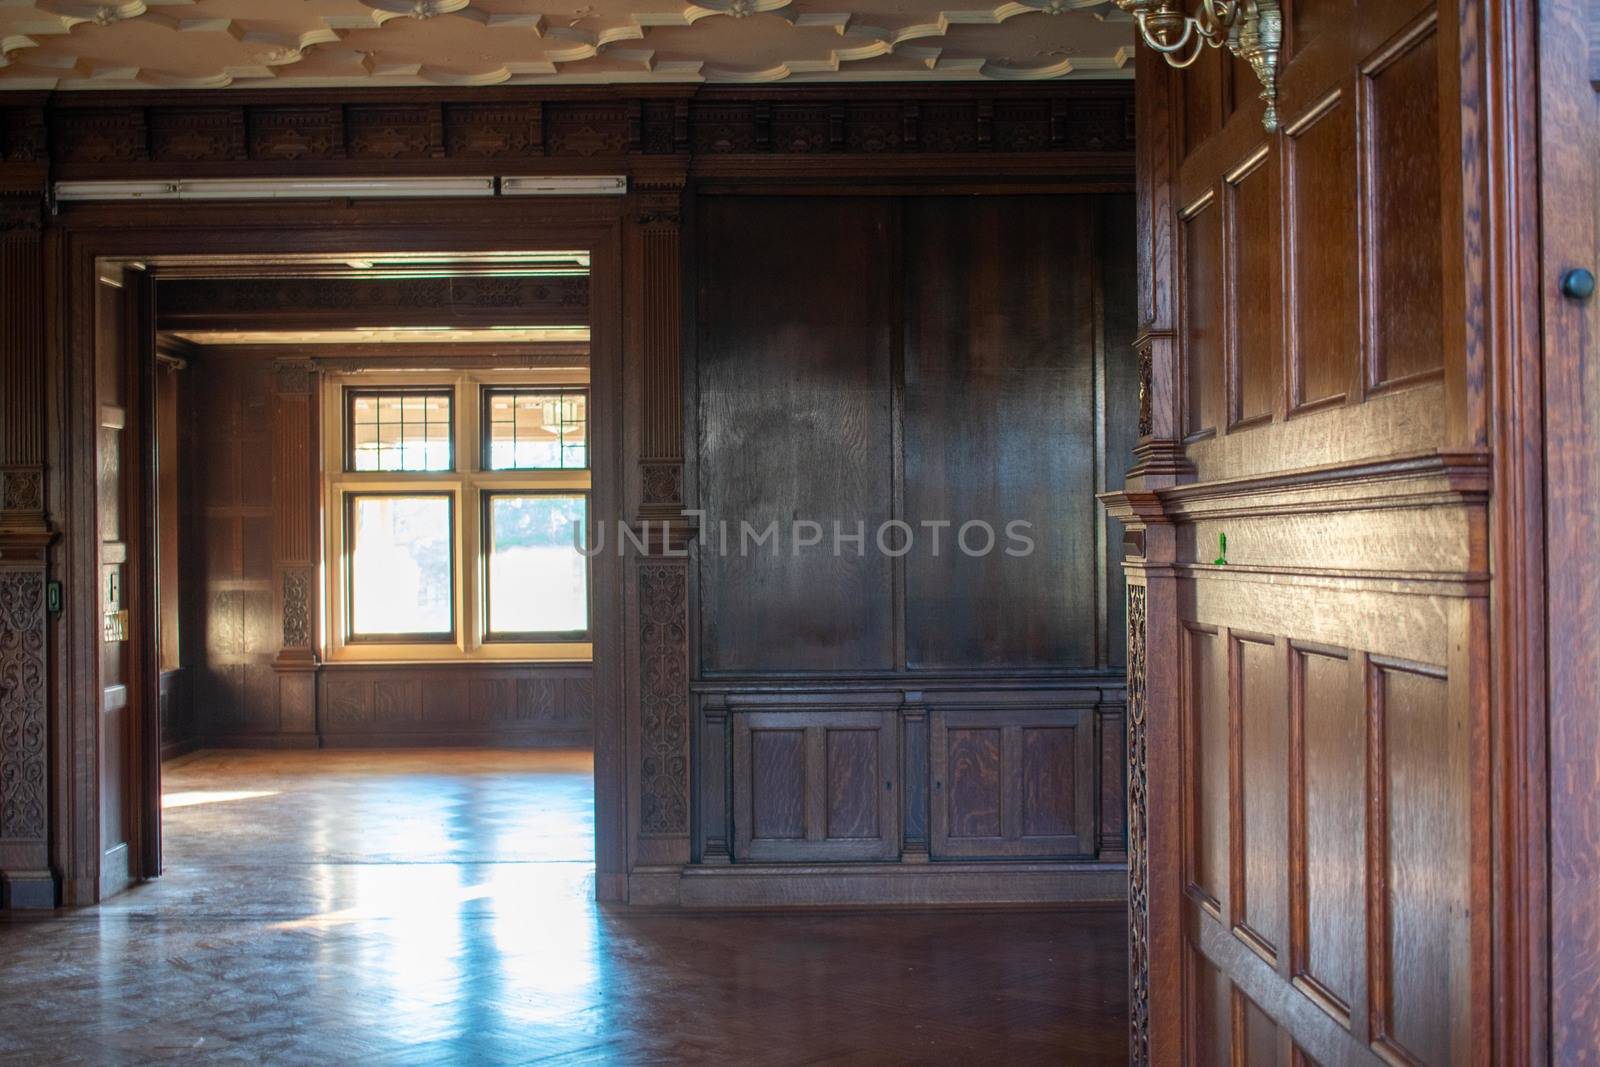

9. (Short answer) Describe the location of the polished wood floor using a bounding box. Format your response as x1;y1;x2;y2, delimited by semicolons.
0;750;1128;1065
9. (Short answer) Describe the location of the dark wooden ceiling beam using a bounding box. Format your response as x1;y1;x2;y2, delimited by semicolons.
155;273;589;331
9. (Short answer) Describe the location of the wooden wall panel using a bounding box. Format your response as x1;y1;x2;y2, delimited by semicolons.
731;708;898;862
1235;633;1287;963
1191;946;1233;1067
1225;151;1280;428
1294;645;1362;1024
1375;659;1461;1067
1183;197;1224;438
1362;17;1444;390
930;703;1095;860
695;197;895;674
901;197;1096;669
1187;624;1228;911
1284;93;1359;412
317;664;592;746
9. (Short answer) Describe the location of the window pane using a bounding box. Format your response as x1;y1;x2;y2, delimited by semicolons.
483;389;587;470
487;494;588;636
349;390;452;472
349;495;453;637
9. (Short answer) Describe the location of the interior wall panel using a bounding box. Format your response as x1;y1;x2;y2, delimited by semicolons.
1295;644;1363;1024
1224;151;1281;428
695;197;896;674
1375;659;1460;1067
1362;16;1445;390
1284;93;1359;412
902;197;1098;669
1235;633;1288;962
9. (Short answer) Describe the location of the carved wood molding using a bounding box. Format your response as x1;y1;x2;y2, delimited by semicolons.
630;170;685;520
0;85;1133;181
1125;581;1149;1067
638;560;689;837
0;570;49;843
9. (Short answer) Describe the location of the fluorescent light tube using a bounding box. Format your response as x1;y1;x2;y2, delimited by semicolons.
54;177;497;202
499;176;627;196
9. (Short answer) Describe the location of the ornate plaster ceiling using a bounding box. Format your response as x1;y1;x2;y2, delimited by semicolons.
0;0;1133;89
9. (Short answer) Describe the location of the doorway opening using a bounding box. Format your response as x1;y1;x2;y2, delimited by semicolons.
83;239;621;907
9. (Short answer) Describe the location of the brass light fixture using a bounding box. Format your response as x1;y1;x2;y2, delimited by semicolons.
1114;1;1283;132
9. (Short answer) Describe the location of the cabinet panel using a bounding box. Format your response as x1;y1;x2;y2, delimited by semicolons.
732;709;899;862
930;706;1095;859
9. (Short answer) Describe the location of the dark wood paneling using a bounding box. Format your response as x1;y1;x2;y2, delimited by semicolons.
1183;197;1223;438
929;703;1095;860
1295;645;1362;1023
731;708;899;862
1236;634;1287;963
1363;17;1444;390
1225;151;1280;428
901;197;1097;669
1374;659;1457;1067
1284;94;1358;412
695;197;895;673
1187;624;1228;911
316;664;592;746
157;275;589;332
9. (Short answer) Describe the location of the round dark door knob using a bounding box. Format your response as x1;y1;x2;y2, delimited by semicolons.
1561;268;1596;301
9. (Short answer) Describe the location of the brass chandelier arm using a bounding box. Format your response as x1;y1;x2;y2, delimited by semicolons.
1116;0;1282;133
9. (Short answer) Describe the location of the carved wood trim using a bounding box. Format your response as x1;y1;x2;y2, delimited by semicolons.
630;173;685;519
0;570;49;842
638;560;689;837
3;85;1132;184
1126;581;1150;1067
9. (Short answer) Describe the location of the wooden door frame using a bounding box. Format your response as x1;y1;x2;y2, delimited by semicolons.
49;198;629;905
1111;2;1555;1062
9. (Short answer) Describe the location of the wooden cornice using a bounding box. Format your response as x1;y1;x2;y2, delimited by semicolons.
0;83;1133;187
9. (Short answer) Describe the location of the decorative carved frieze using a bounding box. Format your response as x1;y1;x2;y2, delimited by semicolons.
149;108;247;163
5;87;1133;180
1125;582;1149;1067
0;570;48;840
638;562;689;836
1;107;46;164
158;275;590;329
346;104;446;161
545;104;630;157
247;106;344;161
443;103;542;158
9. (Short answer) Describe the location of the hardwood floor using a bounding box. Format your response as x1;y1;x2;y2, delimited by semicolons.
0;750;1129;1065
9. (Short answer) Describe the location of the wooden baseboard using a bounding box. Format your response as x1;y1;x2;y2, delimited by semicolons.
0;869;57;910
317;729;591;748
195;733;321;750
626;861;1128;909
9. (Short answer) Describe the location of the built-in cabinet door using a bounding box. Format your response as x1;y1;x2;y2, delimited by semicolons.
732;710;899;862
929;707;1095;860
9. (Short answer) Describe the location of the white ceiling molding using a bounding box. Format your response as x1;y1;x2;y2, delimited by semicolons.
0;0;1133;88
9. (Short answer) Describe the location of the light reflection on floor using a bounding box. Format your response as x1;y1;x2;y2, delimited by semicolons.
0;748;1129;1065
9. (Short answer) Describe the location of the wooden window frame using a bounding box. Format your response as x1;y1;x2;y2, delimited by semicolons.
322;368;592;664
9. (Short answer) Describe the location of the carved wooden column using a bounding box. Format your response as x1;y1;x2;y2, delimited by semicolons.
623;165;692;890
0;181;55;908
271;360;319;743
1097;42;1190;1067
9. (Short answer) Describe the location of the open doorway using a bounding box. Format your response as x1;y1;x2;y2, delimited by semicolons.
82;233;623;906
